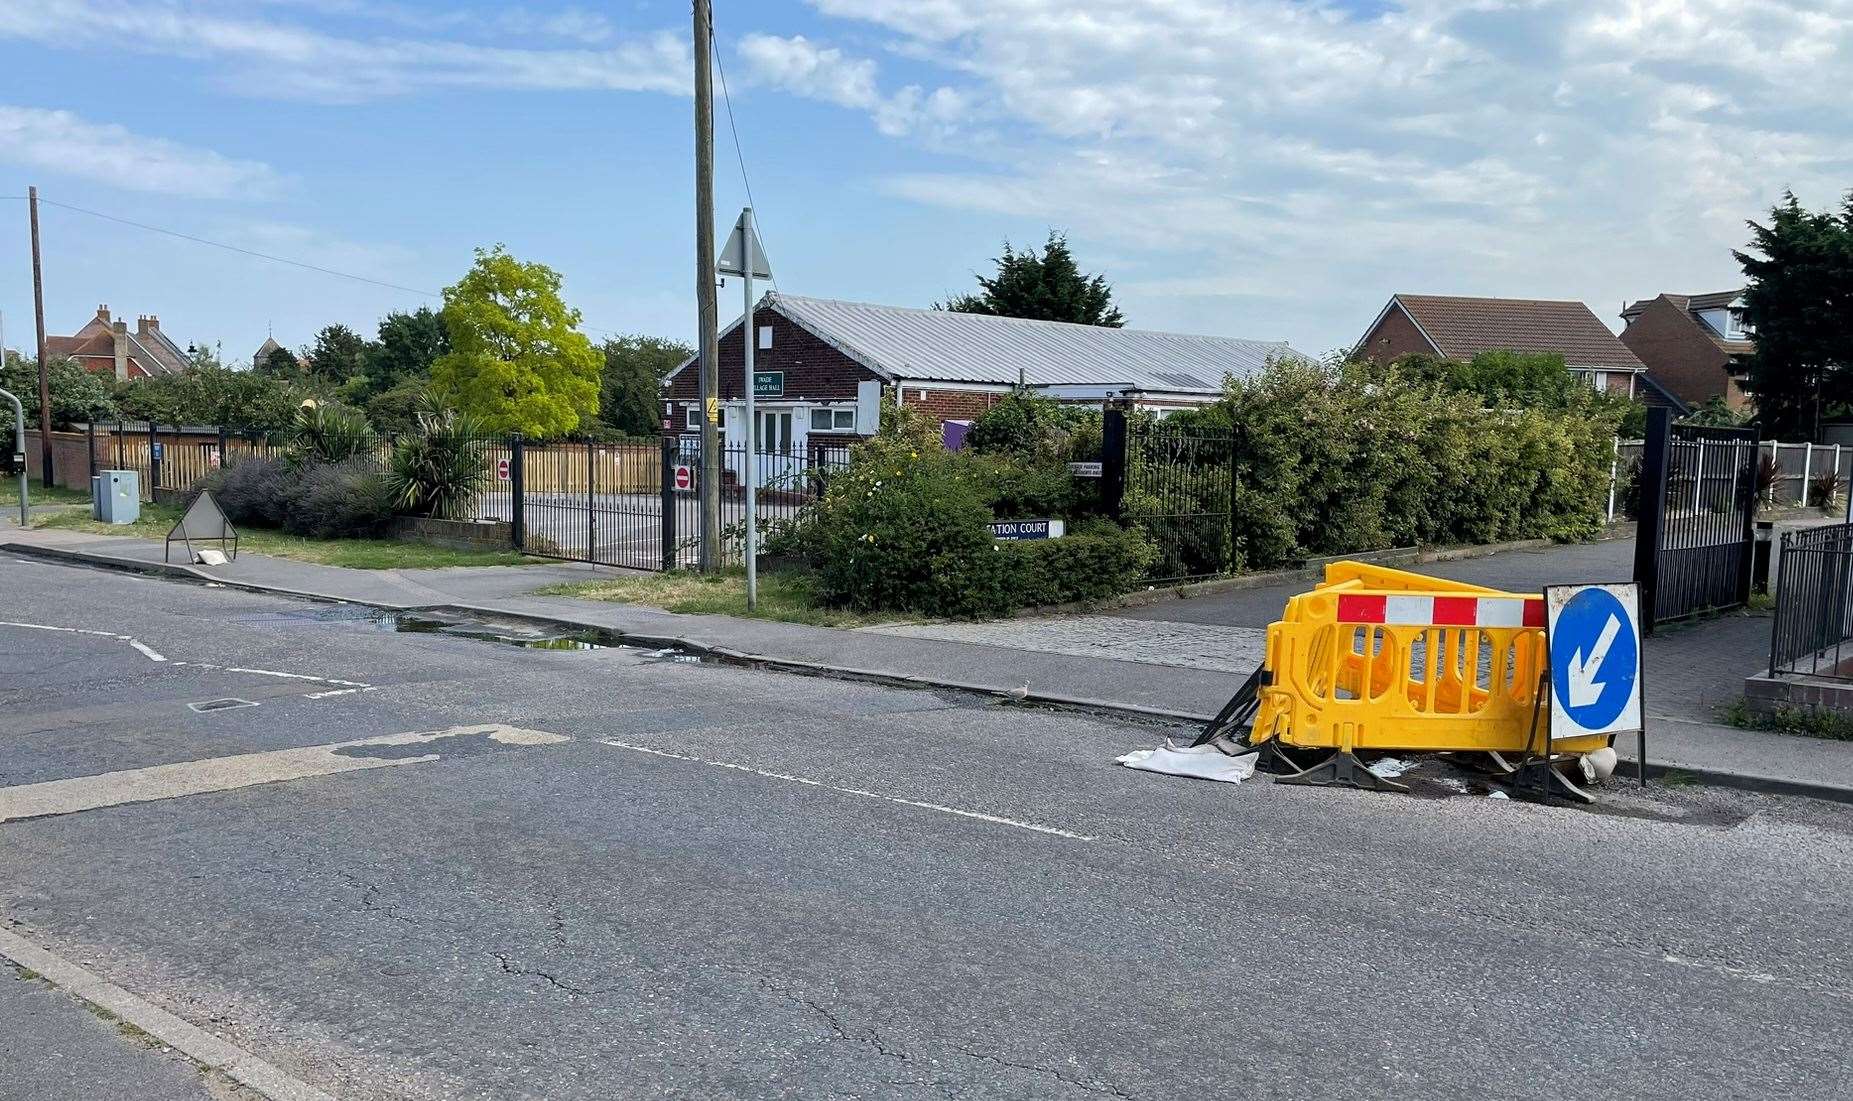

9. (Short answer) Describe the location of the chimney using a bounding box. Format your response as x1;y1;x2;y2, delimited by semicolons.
112;320;130;381
96;304;111;325
138;314;160;335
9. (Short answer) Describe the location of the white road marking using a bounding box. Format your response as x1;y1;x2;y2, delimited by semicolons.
0;619;373;698
0;925;336;1101
599;739;1096;842
0;620;167;662
0;724;568;823
128;639;167;662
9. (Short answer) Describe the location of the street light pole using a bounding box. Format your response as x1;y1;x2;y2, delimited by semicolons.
693;0;721;573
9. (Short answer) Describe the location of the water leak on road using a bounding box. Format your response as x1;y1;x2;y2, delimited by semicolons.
230;603;726;663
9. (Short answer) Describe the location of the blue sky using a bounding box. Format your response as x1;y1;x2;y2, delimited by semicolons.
1;0;1849;367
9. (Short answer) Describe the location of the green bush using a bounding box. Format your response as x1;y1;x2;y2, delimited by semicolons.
991;521;1157;608
289;459;396;537
811;436;1000;617
197;457;293;530
193;456;393;538
800;431;1153;618
1148;357;1622;571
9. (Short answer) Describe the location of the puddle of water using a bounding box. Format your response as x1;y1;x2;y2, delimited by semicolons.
238;604;629;651
381;611;621;651
234;603;730;663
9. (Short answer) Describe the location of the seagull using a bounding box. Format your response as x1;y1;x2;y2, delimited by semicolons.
1005;682;1030;702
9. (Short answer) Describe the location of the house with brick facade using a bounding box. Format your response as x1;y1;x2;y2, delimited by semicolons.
45;305;188;381
1355;294;1650;398
663;293;1304;458
1618;290;1754;412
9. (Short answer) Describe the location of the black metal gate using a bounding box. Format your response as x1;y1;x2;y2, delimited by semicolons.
1111;412;1235;583
1632;408;1760;631
508;436;848;571
512;436;682;570
1769;523;1853;680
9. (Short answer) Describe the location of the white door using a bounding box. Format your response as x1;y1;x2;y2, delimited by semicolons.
754;410;797;490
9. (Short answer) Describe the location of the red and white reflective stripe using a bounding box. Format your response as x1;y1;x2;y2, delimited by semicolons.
1335;594;1545;628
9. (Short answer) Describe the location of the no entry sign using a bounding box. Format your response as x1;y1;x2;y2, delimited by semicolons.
673;464;693;491
495;457;510;481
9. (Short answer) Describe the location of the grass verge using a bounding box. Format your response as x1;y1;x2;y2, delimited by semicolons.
540;569;900;628
31;505;537;570
1722;697;1853;741
1;481;92;506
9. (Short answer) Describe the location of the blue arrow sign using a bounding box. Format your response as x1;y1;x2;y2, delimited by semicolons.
1549;587;1640;733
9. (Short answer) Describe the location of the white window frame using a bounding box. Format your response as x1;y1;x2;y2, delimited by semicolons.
1727;309;1752;339
808;405;858;433
758;325;773;350
684;406;701;430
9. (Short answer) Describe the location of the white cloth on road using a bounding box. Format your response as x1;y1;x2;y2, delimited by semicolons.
1117;742;1258;784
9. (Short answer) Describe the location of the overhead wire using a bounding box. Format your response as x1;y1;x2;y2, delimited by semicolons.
21;194;629;338
708;9;774;288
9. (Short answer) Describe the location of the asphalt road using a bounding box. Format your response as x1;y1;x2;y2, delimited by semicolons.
2;555;1851;1100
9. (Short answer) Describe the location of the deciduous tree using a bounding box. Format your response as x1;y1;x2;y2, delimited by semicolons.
429;246;601;437
598;335;691;437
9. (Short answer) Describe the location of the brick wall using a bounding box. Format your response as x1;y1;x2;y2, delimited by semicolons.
20;430;101;490
1618;297;1739;408
1357;301;1438;363
665;306;883;419
899;387;1005;422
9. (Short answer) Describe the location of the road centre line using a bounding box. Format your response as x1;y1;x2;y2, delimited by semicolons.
0;619;372;696
0;725;568;823
598;739;1097;842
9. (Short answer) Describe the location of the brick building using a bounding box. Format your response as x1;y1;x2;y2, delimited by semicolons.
45;305;188;380
663;293;1305;457
1618;290;1753;411
1356;294;1651;398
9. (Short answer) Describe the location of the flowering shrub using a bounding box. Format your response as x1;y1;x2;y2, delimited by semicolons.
796;431;1153;618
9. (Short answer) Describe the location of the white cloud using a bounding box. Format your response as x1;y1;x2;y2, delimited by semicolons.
738;33;968;137
797;0;1853;351
0;0;689;103
0;105;282;198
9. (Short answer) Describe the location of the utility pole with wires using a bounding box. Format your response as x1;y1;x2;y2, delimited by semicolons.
693;0;722;573
29;186;53;488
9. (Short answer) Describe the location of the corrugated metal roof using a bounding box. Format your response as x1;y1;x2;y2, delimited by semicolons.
764;294;1304;393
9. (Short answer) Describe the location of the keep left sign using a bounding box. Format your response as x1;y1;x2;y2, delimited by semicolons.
1545;583;1644;741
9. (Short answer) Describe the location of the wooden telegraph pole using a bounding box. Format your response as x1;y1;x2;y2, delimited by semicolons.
29;186;53;487
693;0;722;572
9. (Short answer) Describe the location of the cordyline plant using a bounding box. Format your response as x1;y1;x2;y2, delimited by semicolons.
386;398;491;519
292;401;377;465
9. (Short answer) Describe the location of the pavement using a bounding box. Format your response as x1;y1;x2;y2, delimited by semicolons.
4;524;1848;802
3;556;1852;1099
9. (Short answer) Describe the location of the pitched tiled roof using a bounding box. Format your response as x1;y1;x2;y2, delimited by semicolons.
1620;290;1754;356
1392;294;1645;371
1684;289;1743;311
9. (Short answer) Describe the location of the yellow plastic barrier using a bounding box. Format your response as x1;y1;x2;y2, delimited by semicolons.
1249;562;1608;762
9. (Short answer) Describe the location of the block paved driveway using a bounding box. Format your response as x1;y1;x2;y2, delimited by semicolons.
4;554;1851;1100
